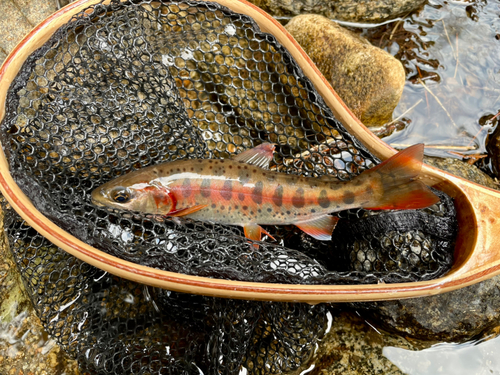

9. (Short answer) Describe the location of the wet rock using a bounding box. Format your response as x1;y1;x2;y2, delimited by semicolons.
249;0;426;24
0;207;79;374
486;124;500;179
352;158;500;342
424;156;499;190
285;15;405;126
312;310;419;375
353;276;500;342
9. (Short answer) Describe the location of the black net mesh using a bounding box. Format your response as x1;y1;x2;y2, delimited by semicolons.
0;0;458;373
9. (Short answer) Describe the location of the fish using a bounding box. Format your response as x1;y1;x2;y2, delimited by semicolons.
91;143;440;243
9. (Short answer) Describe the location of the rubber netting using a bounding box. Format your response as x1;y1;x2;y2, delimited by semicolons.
0;0;457;373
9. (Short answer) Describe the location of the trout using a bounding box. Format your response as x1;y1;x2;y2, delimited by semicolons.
91;143;439;242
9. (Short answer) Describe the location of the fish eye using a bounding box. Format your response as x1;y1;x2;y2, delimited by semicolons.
110;187;131;204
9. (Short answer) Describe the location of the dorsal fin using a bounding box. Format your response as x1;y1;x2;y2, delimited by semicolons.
233;143;275;169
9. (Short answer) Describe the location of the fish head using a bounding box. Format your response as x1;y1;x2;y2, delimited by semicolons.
91;172;174;215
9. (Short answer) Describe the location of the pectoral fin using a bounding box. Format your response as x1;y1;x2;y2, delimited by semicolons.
243;223;276;248
295;215;339;241
168;204;208;217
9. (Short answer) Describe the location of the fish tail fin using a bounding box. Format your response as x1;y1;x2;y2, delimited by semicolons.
363;144;440;210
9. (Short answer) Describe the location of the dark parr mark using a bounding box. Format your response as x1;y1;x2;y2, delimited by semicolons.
292;187;305;208
238;192;245;201
318;189;330;208
343;190;356;205
201;179;211;198
221;179;233;200
273;185;283;207
252;181;263;204
182;179;192;198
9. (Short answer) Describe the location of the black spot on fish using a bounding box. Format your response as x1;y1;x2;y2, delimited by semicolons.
353;178;363;186
182;179;192;198
221;206;225;210
267;208;272;213
258;209;261;213
201;179;211;197
311;209;316;213
242;205;248;210
318;189;330;208
292;187;305;208
366;185;374;196
329;182;341;190
211;204;216;208
286;210;291;215
343;190;355;205
221;180;233;200
252;181;263;204
273;185;283;207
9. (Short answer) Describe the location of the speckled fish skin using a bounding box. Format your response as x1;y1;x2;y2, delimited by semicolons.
91;143;440;242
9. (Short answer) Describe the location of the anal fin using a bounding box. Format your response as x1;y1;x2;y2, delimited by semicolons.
295;215;339;241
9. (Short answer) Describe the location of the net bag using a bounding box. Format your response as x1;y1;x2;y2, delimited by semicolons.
0;0;458;373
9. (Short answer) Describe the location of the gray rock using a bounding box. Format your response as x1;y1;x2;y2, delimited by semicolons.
353;276;500;342
424;156;499;190
248;0;426;24
285;14;405;127
312;311;416;375
487;123;500;179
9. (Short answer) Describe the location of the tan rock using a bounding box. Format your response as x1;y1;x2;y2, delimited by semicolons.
285;14;405;126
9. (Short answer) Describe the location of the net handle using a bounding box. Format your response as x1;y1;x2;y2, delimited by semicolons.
0;0;500;302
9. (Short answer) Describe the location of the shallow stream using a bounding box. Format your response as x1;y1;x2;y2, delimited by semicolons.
361;0;500;161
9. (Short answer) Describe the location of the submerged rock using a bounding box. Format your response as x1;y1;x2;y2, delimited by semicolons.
312;310;417;375
285;15;405;127
249;0;426;24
